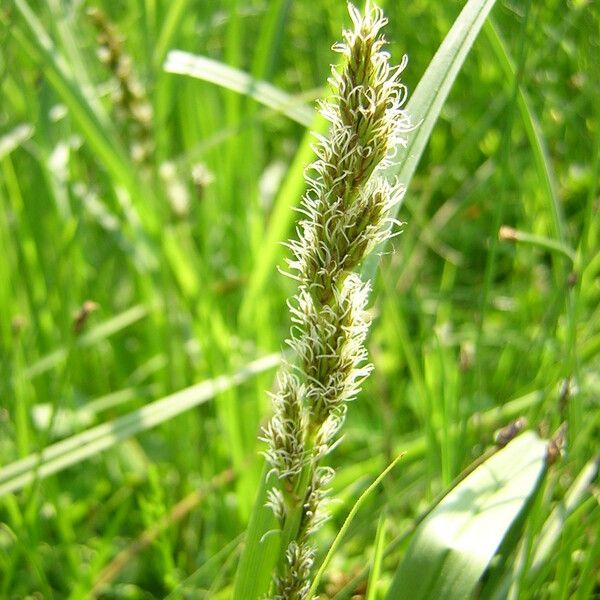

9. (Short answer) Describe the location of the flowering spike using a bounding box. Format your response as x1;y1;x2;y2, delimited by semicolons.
263;4;411;597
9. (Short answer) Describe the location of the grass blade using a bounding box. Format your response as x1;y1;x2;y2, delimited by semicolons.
483;20;566;245
308;454;405;598
231;463;281;600
11;0;141;208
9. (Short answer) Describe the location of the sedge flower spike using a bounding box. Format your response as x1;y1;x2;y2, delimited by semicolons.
261;3;411;597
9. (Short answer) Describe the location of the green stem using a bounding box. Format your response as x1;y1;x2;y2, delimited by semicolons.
277;436;316;574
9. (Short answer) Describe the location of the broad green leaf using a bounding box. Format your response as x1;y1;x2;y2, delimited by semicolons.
385;432;548;600
164;50;314;127
0;354;280;497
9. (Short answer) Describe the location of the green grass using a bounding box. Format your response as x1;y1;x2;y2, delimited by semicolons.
0;0;598;598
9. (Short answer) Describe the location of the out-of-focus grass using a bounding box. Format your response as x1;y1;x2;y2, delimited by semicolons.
0;0;598;598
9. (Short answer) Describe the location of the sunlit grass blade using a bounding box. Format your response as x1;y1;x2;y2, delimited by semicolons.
0;354;280;497
164;50;313;127
385;432;548;600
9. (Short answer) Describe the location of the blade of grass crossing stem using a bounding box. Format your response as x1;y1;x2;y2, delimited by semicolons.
244;0;499;321
308;454;405;598
241;0;498;312
385;432;548;600
366;509;388;600
362;0;498;280
0;354;280;497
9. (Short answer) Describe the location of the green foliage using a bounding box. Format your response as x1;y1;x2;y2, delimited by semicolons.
0;0;598;598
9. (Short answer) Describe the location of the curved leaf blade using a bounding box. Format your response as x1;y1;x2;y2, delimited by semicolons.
385;432;548;600
164;50;314;127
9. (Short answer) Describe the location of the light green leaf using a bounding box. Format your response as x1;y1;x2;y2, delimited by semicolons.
385;432;548;600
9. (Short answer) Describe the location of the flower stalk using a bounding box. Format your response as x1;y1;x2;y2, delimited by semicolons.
261;3;411;597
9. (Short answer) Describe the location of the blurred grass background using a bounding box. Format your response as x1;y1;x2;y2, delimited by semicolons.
0;0;598;598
